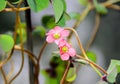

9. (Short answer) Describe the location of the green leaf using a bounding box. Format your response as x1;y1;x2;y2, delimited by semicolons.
33;26;46;38
0;34;14;53
86;51;97;63
42;15;56;29
93;0;107;15
69;12;80;20
64;12;71;21
56;15;65;27
107;60;120;73
41;70;58;84
66;67;76;82
61;0;66;11
53;0;64;23
95;4;108;15
107;60;120;83
0;0;6;11
27;0;49;12
97;80;108;84
16;23;27;44
78;0;88;6
107;67;117;83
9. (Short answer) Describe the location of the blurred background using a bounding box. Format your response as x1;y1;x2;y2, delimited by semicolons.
0;0;120;84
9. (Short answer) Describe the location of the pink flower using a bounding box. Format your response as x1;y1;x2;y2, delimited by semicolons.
46;26;69;44
58;39;76;60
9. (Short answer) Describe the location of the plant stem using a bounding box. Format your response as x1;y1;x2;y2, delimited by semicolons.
76;55;108;75
7;1;15;8
6;60;14;81
37;42;47;84
17;0;24;7
24;0;35;84
60;61;70;84
68;4;91;41
65;28;88;59
38;42;48;62
85;13;100;51
1;67;8;84
108;4;120;10
9;11;25;84
2;7;30;12
14;45;37;65
65;28;103;77
8;51;24;83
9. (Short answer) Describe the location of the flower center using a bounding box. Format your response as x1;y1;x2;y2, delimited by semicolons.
53;33;60;39
62;46;68;52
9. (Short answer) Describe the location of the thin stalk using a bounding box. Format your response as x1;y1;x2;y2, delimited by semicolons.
37;42;48;84
85;13;100;51
14;45;37;66
76;55;108;75
2;7;30;12
65;28;88;59
9;11;25;84
60;61;70;84
8;51;24;83
0;48;14;69
65;28;103;77
17;0;24;7
1;67;8;84
7;1;15;8
38;42;48;62
108;4;120;10
7;60;14;81
68;4;91;41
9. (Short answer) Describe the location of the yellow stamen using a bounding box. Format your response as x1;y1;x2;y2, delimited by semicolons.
62;46;68;52
53;33;60;39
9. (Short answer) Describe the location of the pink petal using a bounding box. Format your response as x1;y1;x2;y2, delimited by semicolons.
58;39;67;47
54;40;60;45
61;30;69;37
54;26;63;33
46;36;55;43
68;48;76;57
46;29;55;35
60;53;70;60
66;42;71;48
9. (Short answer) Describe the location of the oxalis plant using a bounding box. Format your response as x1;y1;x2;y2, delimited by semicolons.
0;0;120;84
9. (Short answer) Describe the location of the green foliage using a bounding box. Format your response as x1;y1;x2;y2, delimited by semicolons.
56;15;66;27
16;23;27;44
41;14;67;28
32;26;46;38
41;70;58;84
78;0;88;6
0;0;6;11
69;12;80;20
0;34;14;53
27;0;49;12
41;56;66;84
97;80;108;84
93;0;108;15
8;0;20;4
106;60;120;83
42;15;56;29
66;67;76;82
86;51;97;63
52;0;64;23
64;12;71;21
95;4;108;15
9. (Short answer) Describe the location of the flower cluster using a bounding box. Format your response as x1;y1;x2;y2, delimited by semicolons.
46;26;76;60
